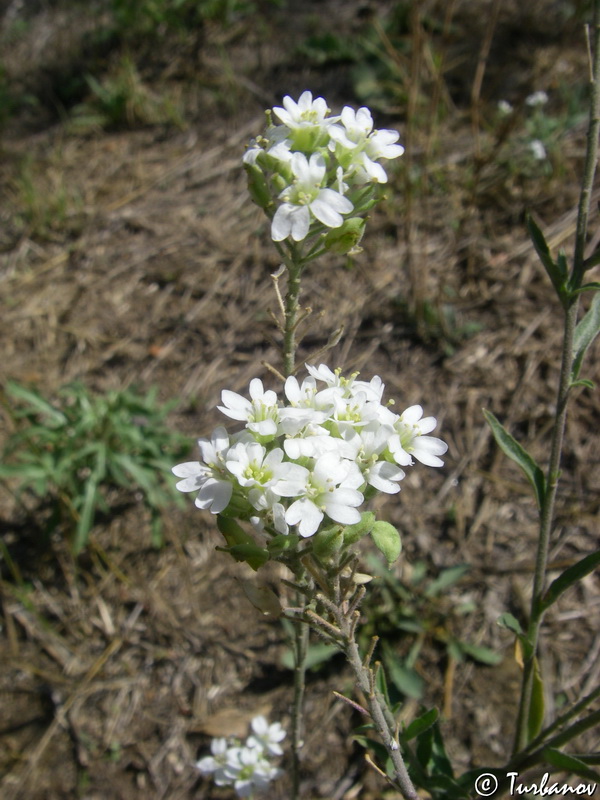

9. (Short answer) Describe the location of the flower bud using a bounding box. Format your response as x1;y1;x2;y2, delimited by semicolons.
267;533;300;556
245;163;273;211
323;217;366;254
343;511;375;545
370;520;402;565
312;525;344;558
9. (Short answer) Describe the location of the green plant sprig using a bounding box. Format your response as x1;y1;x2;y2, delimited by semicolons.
0;381;189;553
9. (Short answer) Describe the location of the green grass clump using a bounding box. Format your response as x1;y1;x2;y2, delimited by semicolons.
0;381;190;553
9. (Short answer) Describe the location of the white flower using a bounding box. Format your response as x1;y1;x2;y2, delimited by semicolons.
218;378;279;438
276;452;364;537
172;426;233;513
196;738;231;786
222;745;282;798
225;441;306;511
529;139;547;160
272;90;330;130
389;405;448;467
526;90;548;107
246;715;286;756
271;152;353;242
497;99;513;115
343;424;405;493
329;106;404;183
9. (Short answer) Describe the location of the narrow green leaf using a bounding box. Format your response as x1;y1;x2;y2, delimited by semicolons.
6;381;67;426
73;479;99;554
527;214;567;299
227;543;269;571
572;291;600;381
573;280;600;293
542;748;600;784
571;378;595;389
370;520;402;565
497;612;524;636
528;658;545;743
424;564;470;597
482;409;546;509
541;550;600;612
382;645;424;699
216;515;255;548
402;707;439;741
281;642;337;670
457;641;502;666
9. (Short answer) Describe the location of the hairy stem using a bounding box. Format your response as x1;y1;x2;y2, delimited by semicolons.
513;2;600;755
278;241;307;799
341;613;419;800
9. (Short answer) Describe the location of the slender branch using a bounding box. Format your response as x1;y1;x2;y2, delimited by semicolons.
342;622;419;800
513;2;600;754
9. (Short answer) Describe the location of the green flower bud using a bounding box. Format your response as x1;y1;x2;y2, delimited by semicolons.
245;163;273;211
217;515;255;548
271;173;289;194
267;533;300;556
343;511;376;545
228;543;269;571
312;525;344;559
323;217;366;254
370;520;402;566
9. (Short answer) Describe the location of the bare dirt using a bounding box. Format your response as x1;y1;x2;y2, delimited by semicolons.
0;1;598;798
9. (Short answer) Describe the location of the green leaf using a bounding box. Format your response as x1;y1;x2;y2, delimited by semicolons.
528;658;545;742
415;720;455;779
573;280;600;293
542;748;600;784
216;515;255;548
540;550;600;613
456;641;502;666
424;564;470;597
572;291;600;382
570;378;595;389
526;214;567;301
482;409;546;509
497;612;524;636
402;707;439;741
6;381;67;426
227;543;269;571
382;643;424;700
370;520;402;565
73;479;99;554
281;642;338;670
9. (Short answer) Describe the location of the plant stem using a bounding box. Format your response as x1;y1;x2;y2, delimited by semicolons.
290;605;308;800
282;242;303;377
341;613;419;800
278;240;307;799
513;2;600;755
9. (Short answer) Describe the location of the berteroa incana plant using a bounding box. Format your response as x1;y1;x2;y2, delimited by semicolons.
174;24;600;794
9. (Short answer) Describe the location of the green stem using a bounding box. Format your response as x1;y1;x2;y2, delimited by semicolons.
290;606;309;800
282;242;303;377
513;2;600;755
278;240;308;799
341;613;419;799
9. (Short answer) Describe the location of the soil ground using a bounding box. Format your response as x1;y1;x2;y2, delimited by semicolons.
0;1;598;798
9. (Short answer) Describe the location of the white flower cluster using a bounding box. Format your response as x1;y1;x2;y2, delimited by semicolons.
196;715;285;798
243;91;404;243
173;365;447;540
